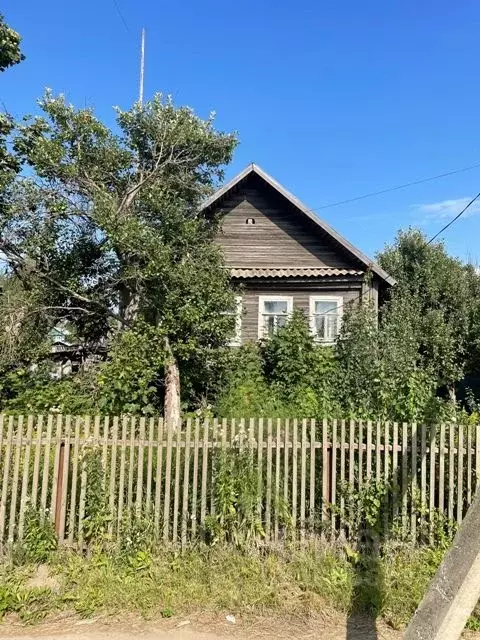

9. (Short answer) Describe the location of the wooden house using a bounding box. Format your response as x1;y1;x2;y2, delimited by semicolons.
201;164;394;345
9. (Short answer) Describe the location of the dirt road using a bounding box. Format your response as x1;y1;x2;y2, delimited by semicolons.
0;615;477;640
0;614;406;640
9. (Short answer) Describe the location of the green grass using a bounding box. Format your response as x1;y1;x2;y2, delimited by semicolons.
0;542;474;630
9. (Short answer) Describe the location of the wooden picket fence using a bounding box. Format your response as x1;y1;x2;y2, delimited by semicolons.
0;414;478;549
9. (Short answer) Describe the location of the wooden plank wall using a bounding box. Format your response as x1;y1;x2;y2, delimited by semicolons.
0;416;475;549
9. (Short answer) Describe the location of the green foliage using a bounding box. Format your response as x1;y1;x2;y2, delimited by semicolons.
205;447;264;547
21;507;57;564
1;366;98;414
0;14;24;72
381;543;444;629
1;91;238;415
378;228;480;398
98;323;166;415
82;452;112;545
262;309;339;416
336;480;389;540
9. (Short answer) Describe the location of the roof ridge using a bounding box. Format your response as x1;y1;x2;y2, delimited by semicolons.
201;164;395;286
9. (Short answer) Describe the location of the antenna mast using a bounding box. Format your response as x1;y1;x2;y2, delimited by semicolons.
139;27;145;105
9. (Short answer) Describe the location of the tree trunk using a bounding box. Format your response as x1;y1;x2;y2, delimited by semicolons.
164;336;181;431
118;284;140;327
447;382;457;405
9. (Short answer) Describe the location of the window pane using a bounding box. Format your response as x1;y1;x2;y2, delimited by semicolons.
314;315;326;337
264;300;288;314
315;300;338;315
277;315;287;329
264;315;276;336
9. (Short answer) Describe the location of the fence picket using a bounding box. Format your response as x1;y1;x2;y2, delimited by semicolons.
310;419;317;536
401;422;408;536
58;415;72;544
322;418;329;523
384;421;390;532
477;424;480;494
292;419;298;533
448;423;455;523
154;418;164;538
40;415;54;517
330;419;337;532
163;423;174;542
68;417;81;545
375;421;381;482
439;424;446;515
257;418;264;523
283;419;290;523
392;422;399;521
108;417;119;537
77;416;90;551
49;415;64;526
339;419;345;537
366;420;372;481
31;415;43;508
181;418;192;549
420;423;427;536
18;415;34;540
275;419;281;542
200;419;209;533
210;418;219;516
101;416;109;493
467;423;472;507
136;417;146;516
172;423;182;542
126;417;136;517
190;419;200;538
8;416;23;542
457;423;464;524
145;418;154;512
266;419;273;541
410;423;417;541
116;417;128;538
0;416;14;542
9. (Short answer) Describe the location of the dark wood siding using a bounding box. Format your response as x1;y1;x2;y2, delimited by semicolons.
215;175;359;269
238;283;364;344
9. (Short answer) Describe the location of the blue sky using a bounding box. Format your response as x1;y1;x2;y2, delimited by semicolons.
3;0;480;263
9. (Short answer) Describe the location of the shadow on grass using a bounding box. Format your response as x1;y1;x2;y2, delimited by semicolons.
346;526;383;639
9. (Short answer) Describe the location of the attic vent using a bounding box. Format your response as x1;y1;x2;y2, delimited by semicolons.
246;218;256;225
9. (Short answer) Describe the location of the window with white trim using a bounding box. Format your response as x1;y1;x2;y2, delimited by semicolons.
226;296;242;346
309;296;343;343
258;296;293;338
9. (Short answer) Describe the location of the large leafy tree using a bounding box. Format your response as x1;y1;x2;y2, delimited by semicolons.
378;228;480;402
1;92;238;424
0;14;24;72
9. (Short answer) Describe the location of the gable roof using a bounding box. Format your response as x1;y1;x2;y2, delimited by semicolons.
200;163;395;286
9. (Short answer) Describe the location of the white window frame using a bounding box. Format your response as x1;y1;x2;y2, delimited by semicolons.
309;295;343;344
226;296;242;347
258;295;293;339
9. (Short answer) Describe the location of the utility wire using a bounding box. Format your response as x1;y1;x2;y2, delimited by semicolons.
111;0;131;33
426;191;480;245
307;190;480;317
308;161;480;215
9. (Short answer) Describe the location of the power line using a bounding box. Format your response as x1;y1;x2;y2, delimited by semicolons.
308;161;480;215
426;191;480;245
310;190;480;317
111;0;130;33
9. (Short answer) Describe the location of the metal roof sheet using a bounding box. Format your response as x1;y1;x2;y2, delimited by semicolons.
230;267;364;279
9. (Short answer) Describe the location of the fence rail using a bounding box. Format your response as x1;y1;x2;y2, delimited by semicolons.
0;414;478;548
